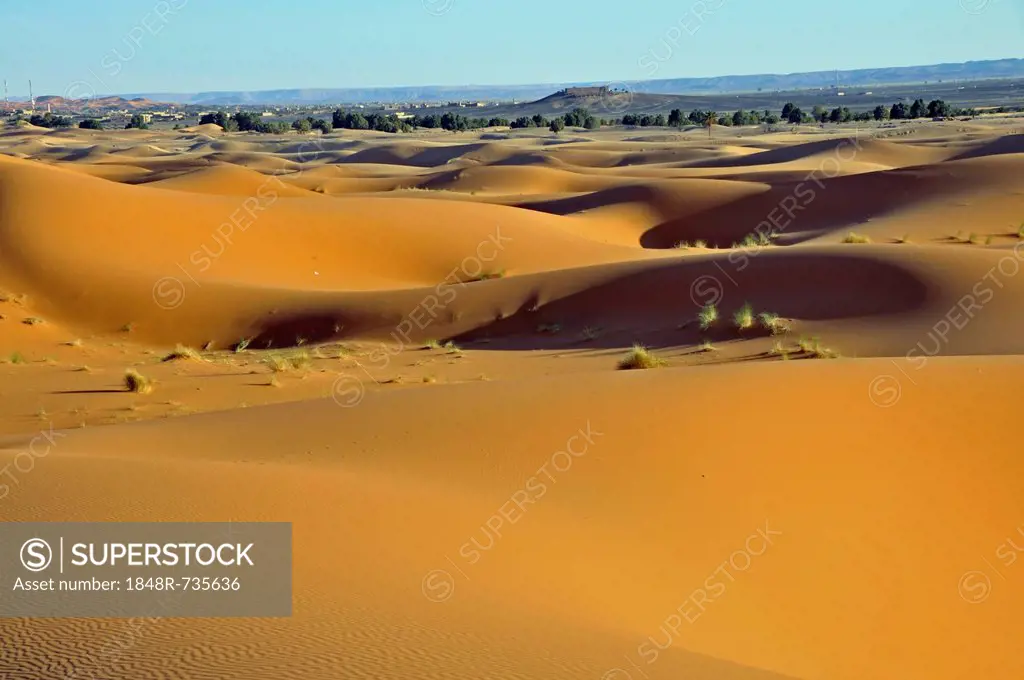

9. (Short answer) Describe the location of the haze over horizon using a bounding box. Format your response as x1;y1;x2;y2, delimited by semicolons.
1;0;1021;98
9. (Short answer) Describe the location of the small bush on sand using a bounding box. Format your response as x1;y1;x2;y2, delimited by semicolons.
698;304;718;330
124;369;153;394
265;351;310;372
470;270;505;281
842;232;871;244
758;312;789;335
733;303;755;331
617;344;668;370
161;344;203;362
797;336;840;359
693;239;708;249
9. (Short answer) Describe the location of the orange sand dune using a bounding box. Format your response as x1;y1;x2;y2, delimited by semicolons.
0;358;1020;680
0;116;1022;680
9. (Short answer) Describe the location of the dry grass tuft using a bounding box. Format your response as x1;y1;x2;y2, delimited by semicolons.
797;336;840;359
733;303;755;331
469;270;506;282
758;312;790;335
617;344;668;370
265;351;312;372
124;369;153;394
698;304;718;331
842;232;872;244
161;344;204;362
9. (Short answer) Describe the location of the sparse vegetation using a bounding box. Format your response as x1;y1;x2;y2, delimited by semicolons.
693;239;708;249
5;351;26;364
22;317;43;325
698;304;718;330
124;369;153;394
125;114;150;130
443;341;461;354
580;326;601;341
425;339;442;350
161;344;203;362
234;338;251;353
699;339;717;352
842;232;872;244
758;312;789;335
537;323;562;334
617;344;668;370
470;270;506;281
733;303;755;331
264;352;308;372
673;241;691;249
797;336;840;359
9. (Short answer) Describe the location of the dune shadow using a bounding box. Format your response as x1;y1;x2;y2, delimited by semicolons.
450;251;929;352
639;164;973;248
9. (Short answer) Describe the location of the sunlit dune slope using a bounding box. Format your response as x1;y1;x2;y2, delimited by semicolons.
0;358;1020;680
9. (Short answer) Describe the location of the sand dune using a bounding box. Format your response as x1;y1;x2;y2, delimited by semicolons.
0;116;1022;680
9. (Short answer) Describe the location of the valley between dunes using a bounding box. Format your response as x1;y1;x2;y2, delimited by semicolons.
1;117;1022;680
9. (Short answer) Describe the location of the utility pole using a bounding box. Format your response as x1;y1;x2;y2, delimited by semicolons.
29;80;35;111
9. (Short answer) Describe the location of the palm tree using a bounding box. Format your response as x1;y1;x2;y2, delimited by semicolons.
706;111;717;139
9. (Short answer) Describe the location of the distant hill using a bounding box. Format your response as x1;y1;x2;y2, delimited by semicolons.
113;58;1024;105
9;96;168;113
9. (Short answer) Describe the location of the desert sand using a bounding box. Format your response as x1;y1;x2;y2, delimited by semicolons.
1;116;1022;679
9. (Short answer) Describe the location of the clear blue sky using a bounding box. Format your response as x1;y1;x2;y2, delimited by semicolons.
1;0;1021;96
